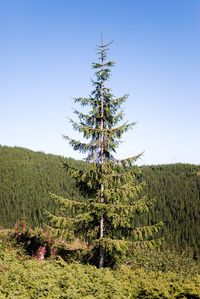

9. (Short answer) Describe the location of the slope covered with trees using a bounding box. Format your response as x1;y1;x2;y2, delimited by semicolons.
0;145;200;257
0;145;85;228
141;164;200;257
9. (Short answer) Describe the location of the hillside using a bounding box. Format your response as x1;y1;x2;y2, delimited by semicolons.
140;164;200;257
0;145;200;257
0;145;86;227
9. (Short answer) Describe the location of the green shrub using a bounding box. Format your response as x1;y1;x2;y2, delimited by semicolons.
7;224;200;274
1;241;200;298
10;223;56;259
129;248;200;276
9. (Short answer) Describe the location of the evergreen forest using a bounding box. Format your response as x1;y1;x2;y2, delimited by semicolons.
1;145;200;258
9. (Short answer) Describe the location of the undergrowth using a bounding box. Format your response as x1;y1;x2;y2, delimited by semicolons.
0;227;200;298
0;242;200;298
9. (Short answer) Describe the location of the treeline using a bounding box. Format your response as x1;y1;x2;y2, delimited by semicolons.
0;145;200;257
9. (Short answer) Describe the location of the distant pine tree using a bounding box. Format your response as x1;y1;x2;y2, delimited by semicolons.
47;35;163;268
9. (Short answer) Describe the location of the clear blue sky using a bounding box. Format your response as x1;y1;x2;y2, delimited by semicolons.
0;0;199;165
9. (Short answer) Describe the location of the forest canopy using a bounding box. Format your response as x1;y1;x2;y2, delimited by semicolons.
0;145;200;258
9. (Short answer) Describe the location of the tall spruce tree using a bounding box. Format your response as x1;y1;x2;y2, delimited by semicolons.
47;36;163;268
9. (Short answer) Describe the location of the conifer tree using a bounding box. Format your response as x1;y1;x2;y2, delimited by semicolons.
47;35;163;268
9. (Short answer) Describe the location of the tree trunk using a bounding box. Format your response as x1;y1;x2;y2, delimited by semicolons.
99;32;104;269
